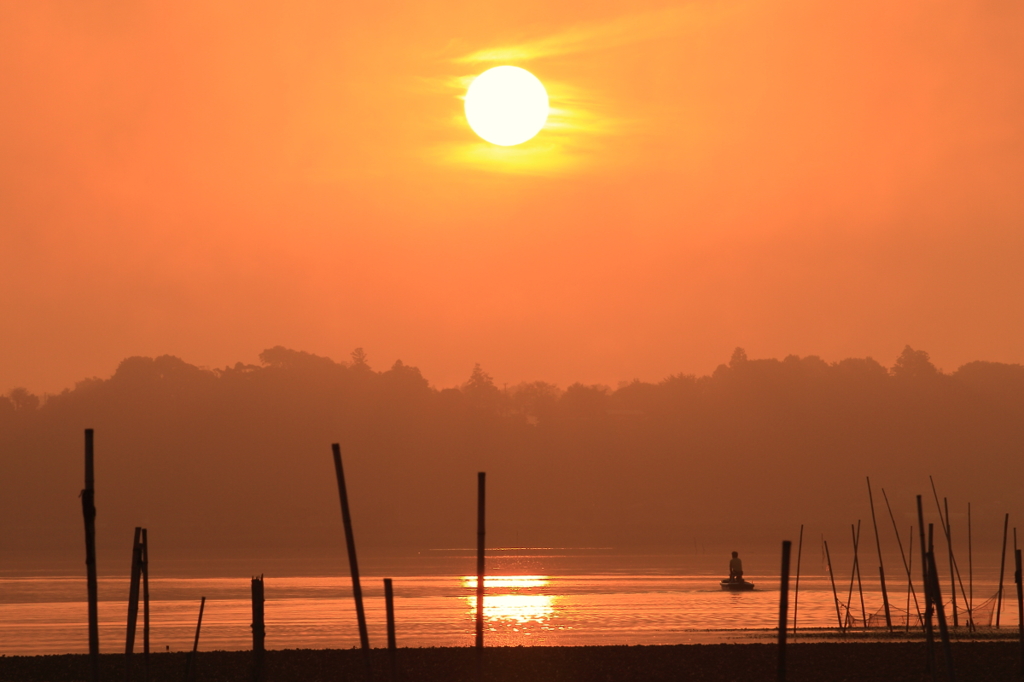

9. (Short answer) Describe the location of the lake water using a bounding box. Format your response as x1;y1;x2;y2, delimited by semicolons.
0;549;1010;655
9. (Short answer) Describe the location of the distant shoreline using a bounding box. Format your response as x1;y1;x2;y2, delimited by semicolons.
1;642;1018;682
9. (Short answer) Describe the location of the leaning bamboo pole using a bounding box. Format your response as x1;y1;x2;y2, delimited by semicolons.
142;529;150;682
968;504;973;631
927;547;956;682
330;444;371;677
824;540;844;634
866;477;893;631
792;524;804;635
125;527;144;682
777;540;792;682
997;513;1010;627
882;488;922;625
917;497;935;675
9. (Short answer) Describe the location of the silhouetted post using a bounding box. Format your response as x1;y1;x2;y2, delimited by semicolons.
81;428;100;682
792;524;804;635
928;551;956;682
917;496;935;675
853;522;867;627
331;443;371;674
968;504;973;632
867;477;893;630
1016;549;1024;678
384;578;397;681
184;597;206;682
476;472;486;651
142;529;150;682
999;513;1010;627
777;540;791;682
252;576;265;682
824;540;843;634
882;488;922;627
125;527;144;682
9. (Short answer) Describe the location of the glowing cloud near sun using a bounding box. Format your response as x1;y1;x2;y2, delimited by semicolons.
464;66;549;146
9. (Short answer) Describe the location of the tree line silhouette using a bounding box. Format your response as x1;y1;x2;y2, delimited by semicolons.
1;346;1022;567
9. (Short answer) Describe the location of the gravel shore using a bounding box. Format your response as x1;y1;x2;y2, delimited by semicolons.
1;642;1017;682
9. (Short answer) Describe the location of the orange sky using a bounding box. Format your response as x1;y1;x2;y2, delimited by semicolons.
2;0;1022;395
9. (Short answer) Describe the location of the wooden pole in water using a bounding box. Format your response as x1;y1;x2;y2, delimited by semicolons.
251;575;265;682
792;524;804;635
943;498;958;627
968;504;973;632
81;429;100;682
927;550;956;682
854;522;867;628
917;496;935;675
184;597;206;682
142;529;150;682
1015;549;1024;678
882;488;922;626
777;540;791;682
331;443;371;670
476;472;486;650
384;578;397;682
125;527;143;682
907;529;914;633
866;477;893;631
998;513;1010;628
824;540;844;634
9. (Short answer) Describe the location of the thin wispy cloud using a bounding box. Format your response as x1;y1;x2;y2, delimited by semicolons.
455;4;719;64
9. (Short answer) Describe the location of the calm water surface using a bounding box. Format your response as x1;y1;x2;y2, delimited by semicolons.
0;550;1008;655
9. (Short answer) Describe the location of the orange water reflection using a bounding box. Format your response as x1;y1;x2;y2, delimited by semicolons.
461;575;558;627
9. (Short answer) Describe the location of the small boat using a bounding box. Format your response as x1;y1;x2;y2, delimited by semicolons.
720;578;755;591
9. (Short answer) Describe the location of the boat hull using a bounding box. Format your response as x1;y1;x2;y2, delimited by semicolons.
720;579;755;591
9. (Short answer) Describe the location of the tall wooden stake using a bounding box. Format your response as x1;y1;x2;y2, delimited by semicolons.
476;472;486;651
81;428;100;682
142;529;150;682
331;443;371;673
917;496;935;675
184;597;206;682
792;524;804;635
384;578;397;682
252;576;265;682
968;504;973;631
854;522;867;627
882;488;922;626
998;513;1010;627
943;498;958;627
927;550;956;682
1016;549;1024;678
125;526;144;682
777;540;791;682
824;540;844;634
866;477;893;630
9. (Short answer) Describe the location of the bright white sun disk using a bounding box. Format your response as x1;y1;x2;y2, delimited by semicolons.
464;66;549;146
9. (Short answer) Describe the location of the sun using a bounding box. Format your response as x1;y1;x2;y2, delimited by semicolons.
464;66;549;147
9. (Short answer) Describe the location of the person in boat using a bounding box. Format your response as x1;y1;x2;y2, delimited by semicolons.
729;551;744;582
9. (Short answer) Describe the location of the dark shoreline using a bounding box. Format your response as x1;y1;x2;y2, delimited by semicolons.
1;642;1018;682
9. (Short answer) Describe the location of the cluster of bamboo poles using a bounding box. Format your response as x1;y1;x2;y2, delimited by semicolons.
78;429;1024;682
79;432;460;682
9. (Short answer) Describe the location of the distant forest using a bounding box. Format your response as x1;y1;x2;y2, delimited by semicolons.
2;346;1023;567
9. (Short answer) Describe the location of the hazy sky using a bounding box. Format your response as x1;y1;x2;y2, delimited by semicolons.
2;0;1022;395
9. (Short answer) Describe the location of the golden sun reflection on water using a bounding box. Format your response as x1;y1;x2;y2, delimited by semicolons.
461;576;558;627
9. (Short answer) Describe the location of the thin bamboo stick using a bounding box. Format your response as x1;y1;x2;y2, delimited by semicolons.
866;477;893;631
792;524;804;635
927;550;956;682
125;527;143;682
777;540;791;682
1015;549;1024;674
944;498;958;627
854;522;867;627
882;488;922;625
968;504;973;631
476;472;486;649
184;597;206;682
824;540;844;634
998;513;1010;627
917;496;935;674
81;429;100;682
